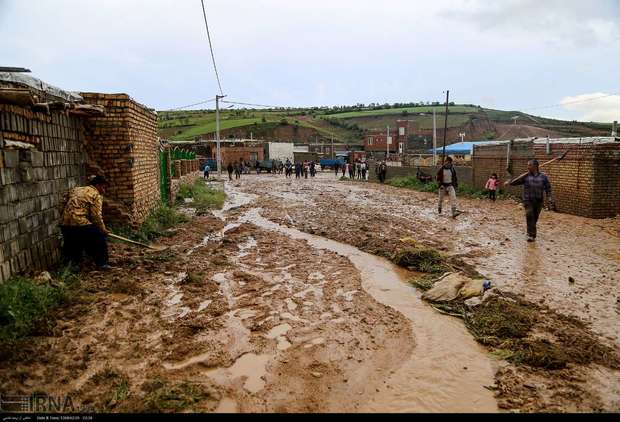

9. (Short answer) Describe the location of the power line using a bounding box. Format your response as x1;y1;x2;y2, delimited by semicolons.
221;100;282;108
522;92;620;112
163;98;216;111
200;0;224;96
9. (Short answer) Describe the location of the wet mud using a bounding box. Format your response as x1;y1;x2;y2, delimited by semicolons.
1;172;618;413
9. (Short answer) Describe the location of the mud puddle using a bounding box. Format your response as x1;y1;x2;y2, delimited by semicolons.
238;207;498;412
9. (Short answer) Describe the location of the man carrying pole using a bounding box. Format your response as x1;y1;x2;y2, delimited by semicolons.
505;159;554;242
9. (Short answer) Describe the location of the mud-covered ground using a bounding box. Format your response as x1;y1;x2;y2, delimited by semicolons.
232;172;620;412
0;211;412;412
1;172;618;413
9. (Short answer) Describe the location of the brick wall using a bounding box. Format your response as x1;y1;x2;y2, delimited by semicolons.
80;93;159;227
472;140;620;218
172;159;199;178
215;146;264;166
0;104;87;282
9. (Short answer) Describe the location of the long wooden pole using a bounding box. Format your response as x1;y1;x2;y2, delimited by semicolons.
441;90;449;164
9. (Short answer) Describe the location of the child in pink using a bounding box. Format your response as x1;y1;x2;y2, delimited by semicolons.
485;173;499;201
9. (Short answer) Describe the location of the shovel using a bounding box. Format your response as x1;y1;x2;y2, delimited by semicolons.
109;233;169;252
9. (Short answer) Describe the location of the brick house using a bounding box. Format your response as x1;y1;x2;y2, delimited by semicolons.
364;119;410;154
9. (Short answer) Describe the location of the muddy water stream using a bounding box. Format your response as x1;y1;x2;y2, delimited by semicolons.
237;207;498;412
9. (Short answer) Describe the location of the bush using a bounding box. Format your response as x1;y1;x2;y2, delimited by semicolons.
388;176;499;198
176;179;225;212
392;247;446;273
0;266;80;346
388;177;438;193
139;204;188;241
111;203;188;242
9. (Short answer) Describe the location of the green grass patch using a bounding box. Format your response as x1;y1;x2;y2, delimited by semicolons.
388;176;502;199
112;203;188;243
388;177;439;193
392;246;447;273
465;296;536;342
0;266;80;346
176;179;225;212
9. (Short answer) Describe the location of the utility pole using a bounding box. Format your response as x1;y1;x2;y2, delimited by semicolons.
433;108;437;165
441;90;449;164
331;137;334;159
215;94;226;176
459;132;465;142
386;125;390;160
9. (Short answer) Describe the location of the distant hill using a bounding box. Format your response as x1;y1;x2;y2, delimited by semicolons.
158;104;613;145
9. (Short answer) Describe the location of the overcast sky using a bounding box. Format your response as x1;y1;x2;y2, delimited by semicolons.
1;0;619;122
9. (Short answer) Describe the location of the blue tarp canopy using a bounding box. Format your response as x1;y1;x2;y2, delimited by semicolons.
427;141;479;155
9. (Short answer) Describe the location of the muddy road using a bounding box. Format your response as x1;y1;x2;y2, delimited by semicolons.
1;173;618;412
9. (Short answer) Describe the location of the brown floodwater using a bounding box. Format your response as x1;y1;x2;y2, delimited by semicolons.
238;206;498;412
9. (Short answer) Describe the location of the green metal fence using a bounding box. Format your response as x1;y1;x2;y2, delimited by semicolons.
159;148;169;203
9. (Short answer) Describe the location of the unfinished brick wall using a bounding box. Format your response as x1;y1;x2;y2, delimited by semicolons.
472;140;620;218
80;93;159;227
216;146;264;166
0;104;87;282
172;159;199;178
472;141;533;197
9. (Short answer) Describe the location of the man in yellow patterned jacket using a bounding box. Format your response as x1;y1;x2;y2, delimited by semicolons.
60;175;111;270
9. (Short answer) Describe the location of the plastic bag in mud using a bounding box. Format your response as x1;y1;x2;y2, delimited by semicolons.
422;273;484;302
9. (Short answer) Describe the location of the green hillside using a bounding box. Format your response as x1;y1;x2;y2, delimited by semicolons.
158;103;613;143
319;105;479;119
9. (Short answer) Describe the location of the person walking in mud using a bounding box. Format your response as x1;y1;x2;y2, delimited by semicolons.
234;162;242;180
203;163;210;180
227;162;234;181
436;156;461;218
485;173;499;201
377;160;387;183
295;162;301;179
505;159;554;242
361;161;367;181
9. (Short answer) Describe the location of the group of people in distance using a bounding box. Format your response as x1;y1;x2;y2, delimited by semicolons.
202;154;552;243
334;159;373;181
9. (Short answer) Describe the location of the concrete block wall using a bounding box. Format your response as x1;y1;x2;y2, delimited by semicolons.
80;93;159;227
0;104;87;282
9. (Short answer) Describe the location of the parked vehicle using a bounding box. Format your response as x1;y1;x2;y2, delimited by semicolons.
319;158;344;169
